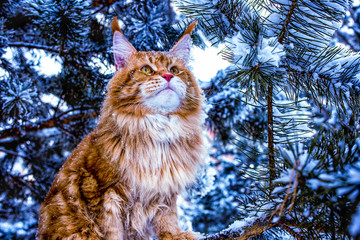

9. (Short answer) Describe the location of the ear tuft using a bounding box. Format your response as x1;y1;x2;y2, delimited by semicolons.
111;16;122;34
169;20;198;64
182;20;198;36
111;17;137;71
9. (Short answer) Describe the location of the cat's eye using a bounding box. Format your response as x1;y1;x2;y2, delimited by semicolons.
140;65;153;75
170;66;180;75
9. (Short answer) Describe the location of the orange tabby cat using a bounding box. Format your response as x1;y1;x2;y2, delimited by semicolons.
36;17;205;240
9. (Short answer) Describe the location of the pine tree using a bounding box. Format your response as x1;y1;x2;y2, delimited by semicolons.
0;0;189;238
3;0;360;239
179;68;268;235
335;1;360;51
177;0;360;239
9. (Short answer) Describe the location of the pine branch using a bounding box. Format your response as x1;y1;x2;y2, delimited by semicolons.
199;216;341;240
288;68;331;82
335;31;356;51
267;0;300;187
278;0;298;44
200;216;278;240
8;42;60;53
279;223;305;240
267;85;275;189
7;42;107;54
0;110;98;140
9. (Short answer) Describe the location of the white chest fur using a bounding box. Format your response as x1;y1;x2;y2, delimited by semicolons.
139;114;185;142
113;113;197;143
112;113;204;194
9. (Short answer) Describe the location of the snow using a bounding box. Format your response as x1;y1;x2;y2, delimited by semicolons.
4;47;62;76
336;162;360;199
257;37;285;67
227;220;247;231
26;50;62;76
40;93;68;111
229;32;285;70
194;155;217;196
226;213;266;234
348;166;360;184
229;31;251;65
177;195;195;231
350;204;360;236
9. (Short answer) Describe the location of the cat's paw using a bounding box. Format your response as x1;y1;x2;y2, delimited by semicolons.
180;231;203;240
159;231;202;240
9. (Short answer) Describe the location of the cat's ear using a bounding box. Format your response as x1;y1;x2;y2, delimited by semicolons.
169;20;198;64
111;17;137;71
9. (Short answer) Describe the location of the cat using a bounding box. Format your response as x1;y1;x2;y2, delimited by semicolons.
36;17;206;240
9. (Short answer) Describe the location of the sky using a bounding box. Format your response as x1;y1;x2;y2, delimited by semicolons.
191;45;230;82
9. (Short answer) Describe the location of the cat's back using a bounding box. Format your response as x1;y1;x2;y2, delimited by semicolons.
42;132;98;194
37;131;105;239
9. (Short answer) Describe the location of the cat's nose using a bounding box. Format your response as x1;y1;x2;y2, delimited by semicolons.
162;74;174;82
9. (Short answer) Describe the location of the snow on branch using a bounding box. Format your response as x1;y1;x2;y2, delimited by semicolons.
199;215;312;240
200;216;278;240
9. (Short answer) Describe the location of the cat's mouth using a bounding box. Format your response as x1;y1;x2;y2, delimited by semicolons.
141;77;187;114
143;84;183;114
158;88;174;95
155;84;178;96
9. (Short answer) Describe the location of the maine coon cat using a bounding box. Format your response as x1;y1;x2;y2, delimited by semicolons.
36;17;205;240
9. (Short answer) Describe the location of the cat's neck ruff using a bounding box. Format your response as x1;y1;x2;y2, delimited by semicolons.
112;112;204;143
100;111;205;194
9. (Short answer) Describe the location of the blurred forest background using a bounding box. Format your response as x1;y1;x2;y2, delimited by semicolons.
1;0;360;239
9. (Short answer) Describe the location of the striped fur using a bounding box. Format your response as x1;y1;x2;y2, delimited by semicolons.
37;20;204;240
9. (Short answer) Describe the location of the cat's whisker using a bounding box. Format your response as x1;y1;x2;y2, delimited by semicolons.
115;93;138;98
185;92;202;103
186;92;202;99
113;82;140;89
115;101;142;110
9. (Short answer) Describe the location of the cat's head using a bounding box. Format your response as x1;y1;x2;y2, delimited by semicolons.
106;17;202;117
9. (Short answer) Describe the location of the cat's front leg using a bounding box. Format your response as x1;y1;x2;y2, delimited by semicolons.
100;188;126;240
158;231;201;240
62;232;102;240
153;197;200;240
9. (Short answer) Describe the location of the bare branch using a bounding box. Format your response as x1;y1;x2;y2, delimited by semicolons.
0;148;30;160
7;42;108;55
8;42;60;53
0;110;99;140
